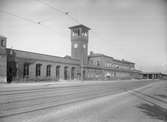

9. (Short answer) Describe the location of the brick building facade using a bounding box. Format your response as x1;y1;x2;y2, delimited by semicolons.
0;25;142;83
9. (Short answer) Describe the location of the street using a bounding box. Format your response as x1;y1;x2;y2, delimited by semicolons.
0;80;167;122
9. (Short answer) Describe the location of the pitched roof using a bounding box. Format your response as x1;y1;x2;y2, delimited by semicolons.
7;48;80;65
69;24;91;30
89;52;134;64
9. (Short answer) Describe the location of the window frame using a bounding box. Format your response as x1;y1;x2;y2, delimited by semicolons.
46;65;51;77
23;63;29;78
36;64;41;77
1;40;5;47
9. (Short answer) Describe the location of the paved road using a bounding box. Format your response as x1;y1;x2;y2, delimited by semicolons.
0;80;164;122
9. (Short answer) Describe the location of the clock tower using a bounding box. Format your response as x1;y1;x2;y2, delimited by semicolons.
69;25;90;65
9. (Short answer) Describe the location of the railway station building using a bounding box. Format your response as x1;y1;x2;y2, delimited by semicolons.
0;25;142;83
142;72;167;80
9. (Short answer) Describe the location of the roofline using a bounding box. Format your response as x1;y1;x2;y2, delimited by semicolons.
6;48;80;62
89;54;113;59
113;59;135;64
0;35;7;38
142;72;163;74
69;24;91;30
89;54;135;64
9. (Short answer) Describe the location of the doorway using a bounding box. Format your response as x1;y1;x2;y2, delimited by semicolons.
64;66;68;80
56;65;60;81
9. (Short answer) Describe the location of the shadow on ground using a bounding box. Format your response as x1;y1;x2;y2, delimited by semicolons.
138;103;167;121
130;90;167;121
156;94;167;99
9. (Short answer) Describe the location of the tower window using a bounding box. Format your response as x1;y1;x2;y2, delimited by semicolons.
46;65;51;77
23;63;29;78
82;32;87;37
36;64;41;77
1;40;5;47
74;43;78;48
77;29;81;36
83;44;86;48
72;31;75;36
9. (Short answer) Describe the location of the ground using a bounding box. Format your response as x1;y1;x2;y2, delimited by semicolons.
0;80;167;122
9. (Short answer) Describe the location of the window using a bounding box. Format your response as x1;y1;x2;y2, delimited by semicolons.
77;29;80;36
1;40;5;47
97;61;100;66
46;65;51;77
36;64;41;77
105;63;110;68
23;63;29;77
83;44;86;48
82;32;87;37
72;31;75;36
74;43;78;48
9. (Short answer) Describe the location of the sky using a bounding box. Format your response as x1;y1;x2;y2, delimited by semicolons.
0;0;167;73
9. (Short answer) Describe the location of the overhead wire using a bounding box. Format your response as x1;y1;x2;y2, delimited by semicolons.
0;9;107;42
36;0;80;24
0;9;38;24
0;9;65;36
0;0;81;30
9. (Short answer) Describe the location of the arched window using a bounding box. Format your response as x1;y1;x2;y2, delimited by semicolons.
23;63;29;78
71;67;75;80
36;64;42;77
56;65;60;80
64;66;68;80
46;65;51;77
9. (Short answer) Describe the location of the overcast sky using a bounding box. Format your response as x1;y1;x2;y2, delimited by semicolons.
0;0;167;73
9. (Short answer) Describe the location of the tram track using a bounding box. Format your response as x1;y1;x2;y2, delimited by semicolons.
0;80;155;119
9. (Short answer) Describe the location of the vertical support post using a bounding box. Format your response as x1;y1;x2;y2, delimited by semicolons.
0;36;7;83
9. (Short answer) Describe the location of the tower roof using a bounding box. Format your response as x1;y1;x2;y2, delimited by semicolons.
0;35;7;38
69;24;91;30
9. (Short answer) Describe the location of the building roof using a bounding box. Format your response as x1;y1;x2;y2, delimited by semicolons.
7;48;80;65
113;58;135;64
142;72;163;74
89;52;134;64
83;64;140;73
88;52;113;59
69;24;91;30
0;35;7;38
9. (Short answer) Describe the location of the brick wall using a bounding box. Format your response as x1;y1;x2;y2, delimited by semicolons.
0;36;7;83
14;58;80;82
0;55;7;82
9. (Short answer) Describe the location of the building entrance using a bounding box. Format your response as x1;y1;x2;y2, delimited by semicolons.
64;66;68;80
7;61;17;83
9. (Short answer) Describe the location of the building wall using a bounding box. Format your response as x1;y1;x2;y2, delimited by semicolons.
82;65;139;81
85;68;105;80
5;49;141;82
0;55;7;82
88;55;134;70
115;71;130;79
142;73;167;80
14;59;80;82
7;49;80;82
87;54;137;80
0;36;7;82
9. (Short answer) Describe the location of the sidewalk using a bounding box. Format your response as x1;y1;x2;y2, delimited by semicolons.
0;79;155;88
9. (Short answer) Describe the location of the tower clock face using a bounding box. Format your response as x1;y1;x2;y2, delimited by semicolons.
83;44;86;48
74;43;78;48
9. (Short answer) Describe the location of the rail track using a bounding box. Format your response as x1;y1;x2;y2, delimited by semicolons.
0;80;155;118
